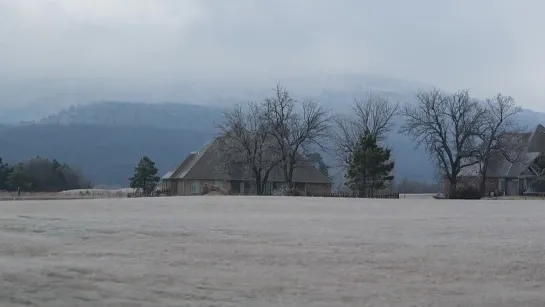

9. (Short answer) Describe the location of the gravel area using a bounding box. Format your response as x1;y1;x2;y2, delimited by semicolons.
1;196;544;306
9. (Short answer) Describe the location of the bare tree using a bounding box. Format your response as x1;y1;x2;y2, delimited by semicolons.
332;93;399;168
263;84;331;192
399;88;486;198
216;102;279;195
476;94;524;196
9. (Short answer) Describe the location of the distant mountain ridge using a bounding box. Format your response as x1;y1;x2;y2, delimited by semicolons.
0;123;214;187
38;101;225;131
2;74;545;186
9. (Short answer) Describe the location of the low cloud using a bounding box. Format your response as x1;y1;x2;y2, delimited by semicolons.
0;0;544;109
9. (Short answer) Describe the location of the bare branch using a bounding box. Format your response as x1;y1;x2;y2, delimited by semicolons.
467;93;525;195
352;93;399;141
214;101;280;195
263;83;331;190
331;92;399;170
399;88;486;198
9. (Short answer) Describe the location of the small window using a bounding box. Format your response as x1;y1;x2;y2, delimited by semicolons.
214;180;223;188
190;181;200;195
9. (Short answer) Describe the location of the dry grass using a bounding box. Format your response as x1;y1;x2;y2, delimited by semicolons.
1;197;545;306
0;189;135;201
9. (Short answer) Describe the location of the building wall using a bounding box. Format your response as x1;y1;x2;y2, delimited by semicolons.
484;178;500;196
180;179;231;196
306;183;332;195
505;178;519;196
292;182;331;195
442;176;500;197
164;179;330;196
162;179;177;195
443;176;504;196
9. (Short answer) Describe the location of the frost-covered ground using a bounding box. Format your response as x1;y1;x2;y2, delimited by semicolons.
1;196;544;307
0;188;135;200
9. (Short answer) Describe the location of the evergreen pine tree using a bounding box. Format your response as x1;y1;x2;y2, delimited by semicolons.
129;156;160;194
7;163;32;191
345;133;395;195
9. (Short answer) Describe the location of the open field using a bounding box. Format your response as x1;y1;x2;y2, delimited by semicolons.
1;197;544;306
0;189;135;201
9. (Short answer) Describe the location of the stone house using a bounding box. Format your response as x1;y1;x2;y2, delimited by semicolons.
448;124;545;196
159;137;332;196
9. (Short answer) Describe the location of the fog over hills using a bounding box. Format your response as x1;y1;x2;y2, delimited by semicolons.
1;75;544;187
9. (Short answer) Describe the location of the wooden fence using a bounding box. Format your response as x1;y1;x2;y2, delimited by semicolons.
297;192;400;199
128;189;171;198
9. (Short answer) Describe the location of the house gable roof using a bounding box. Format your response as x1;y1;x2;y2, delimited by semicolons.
161;137;331;184
527;124;545;152
460;124;545;178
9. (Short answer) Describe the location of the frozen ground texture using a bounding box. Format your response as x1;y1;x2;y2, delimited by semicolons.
1;197;544;307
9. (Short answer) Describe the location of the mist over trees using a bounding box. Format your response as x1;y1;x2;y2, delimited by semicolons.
0;156;92;192
2;82;531;199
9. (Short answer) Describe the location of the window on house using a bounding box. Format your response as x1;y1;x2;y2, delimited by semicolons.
214;180;223;188
190;180;200;195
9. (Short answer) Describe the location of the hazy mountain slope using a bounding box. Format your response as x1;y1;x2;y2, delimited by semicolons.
39;101;225;130
3;74;545;186
6;100;544;186
0;124;214;187
31;101;435;182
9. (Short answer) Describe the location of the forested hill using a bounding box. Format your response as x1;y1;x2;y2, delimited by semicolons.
0;101;438;186
38;101;225;130
0;124;214;187
2;96;545;187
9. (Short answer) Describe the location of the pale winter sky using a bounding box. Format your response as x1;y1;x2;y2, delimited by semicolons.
1;0;544;110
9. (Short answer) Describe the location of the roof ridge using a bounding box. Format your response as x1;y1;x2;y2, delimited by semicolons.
176;138;217;179
169;153;195;178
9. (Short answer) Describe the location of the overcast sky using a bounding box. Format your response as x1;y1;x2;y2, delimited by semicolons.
1;0;544;111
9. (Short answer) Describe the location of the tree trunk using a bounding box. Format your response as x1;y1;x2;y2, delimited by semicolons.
478;155;491;197
282;161;290;192
287;168;294;193
262;169;273;196
255;177;262;195
479;170;487;197
283;159;295;194
448;178;457;199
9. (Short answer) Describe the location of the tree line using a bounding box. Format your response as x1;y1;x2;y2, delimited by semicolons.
216;84;396;196
0;156;92;192
400;90;525;198
4;84;531;199
216;83;531;198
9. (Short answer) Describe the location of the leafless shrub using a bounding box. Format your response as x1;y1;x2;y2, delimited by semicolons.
201;183;229;196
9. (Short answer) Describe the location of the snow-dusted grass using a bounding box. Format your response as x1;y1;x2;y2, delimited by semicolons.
1;197;544;306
